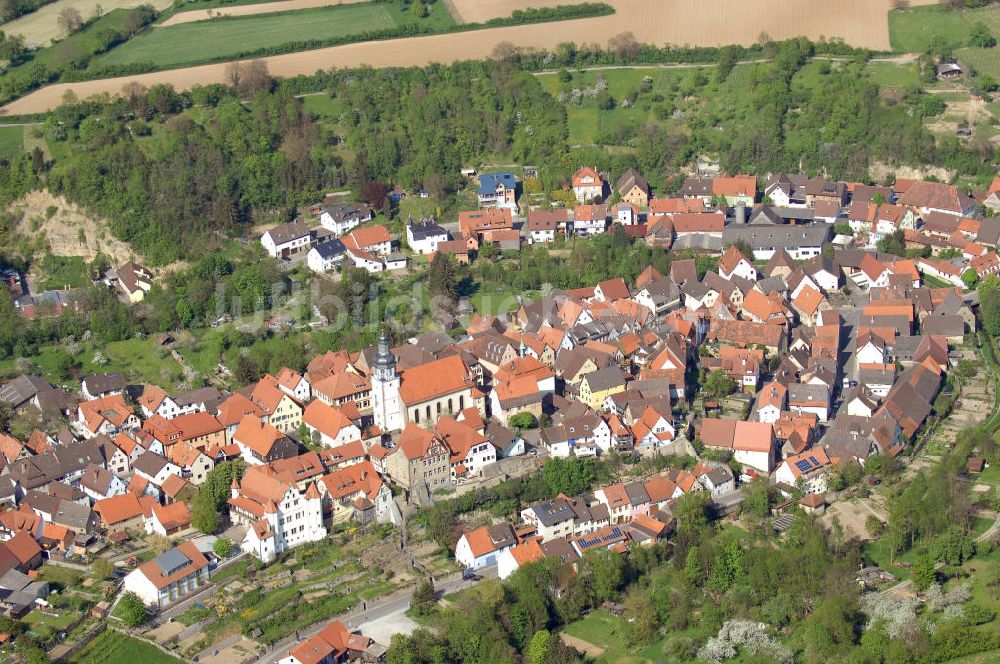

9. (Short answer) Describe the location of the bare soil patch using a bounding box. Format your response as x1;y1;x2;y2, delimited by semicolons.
159;0;368;27
820;495;888;541
447;0;565;22
10;190;137;264
3;0;940;114
869;160;955;184
560;633;606;658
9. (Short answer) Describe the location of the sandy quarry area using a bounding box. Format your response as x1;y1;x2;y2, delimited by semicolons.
2;0;938;115
1;0;173;47
159;0;367;26
10;190;138;265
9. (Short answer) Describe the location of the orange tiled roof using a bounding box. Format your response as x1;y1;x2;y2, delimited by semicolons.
93;493;143;525
399;355;470;405
233;416;286;457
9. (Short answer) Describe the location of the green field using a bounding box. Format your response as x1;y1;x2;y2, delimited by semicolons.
471;280;535;315
98;2;451;68
72;630;182;664
864;60;922;90
0;336;187;390
889;4;1000;52
537;66;700;145
562;611;673;663
0;125;24;158
300;93;346;121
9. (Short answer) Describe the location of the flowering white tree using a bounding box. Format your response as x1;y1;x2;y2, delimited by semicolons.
697;620;791;664
861;592;919;640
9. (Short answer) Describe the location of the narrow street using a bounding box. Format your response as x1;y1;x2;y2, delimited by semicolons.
252;567;495;663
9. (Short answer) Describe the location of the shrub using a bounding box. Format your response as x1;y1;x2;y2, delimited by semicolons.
969;21;997;48
213;538;233;558
117;591;148;627
508;412;538;429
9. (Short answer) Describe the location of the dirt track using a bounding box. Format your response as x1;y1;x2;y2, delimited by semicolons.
2;0;938;115
158;0;367;26
560;633;606;658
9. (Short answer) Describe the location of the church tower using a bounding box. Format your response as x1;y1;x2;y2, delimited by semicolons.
371;330;402;432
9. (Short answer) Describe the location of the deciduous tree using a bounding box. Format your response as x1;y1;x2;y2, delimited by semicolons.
56;7;83;34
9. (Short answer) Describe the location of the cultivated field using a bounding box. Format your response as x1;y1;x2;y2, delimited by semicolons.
97;3;400;68
446;0;565;22
2;0;940;114
71;629;183;664
1;0;172;46
160;0;368;26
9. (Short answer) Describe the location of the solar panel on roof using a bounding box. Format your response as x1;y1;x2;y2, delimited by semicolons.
153;548;191;576
795;460;812;472
808;456;820;465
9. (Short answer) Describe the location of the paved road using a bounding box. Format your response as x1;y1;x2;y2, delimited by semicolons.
838;304;863;385
253;567;495;664
45;557;90;572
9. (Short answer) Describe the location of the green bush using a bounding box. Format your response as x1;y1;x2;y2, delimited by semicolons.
508;412;539;429
213;538;233;557
116;591;148;627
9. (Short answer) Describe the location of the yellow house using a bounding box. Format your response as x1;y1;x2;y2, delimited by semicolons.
616;168;649;209
116;262;153;303
251;375;303;433
579;365;627;411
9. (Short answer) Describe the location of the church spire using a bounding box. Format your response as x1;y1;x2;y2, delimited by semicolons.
374;329;396;380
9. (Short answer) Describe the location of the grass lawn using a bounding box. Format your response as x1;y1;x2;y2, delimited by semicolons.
972;516;995;538
36;254;91;291
0;335;185;389
87;338;185;388
300;93;346;122
889;4;1000;52
921;272;958;290
973;461;1000;486
36;565;86;589
538;67;679;145
97;1;452;68
861;539;921;581
210;558;252;583
470;280;533;315
72;629;183;664
22;609;78;639
176;605;213;625
948;650;1000;664
865;61;921;91
0;125;24;158
562;611;669;663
